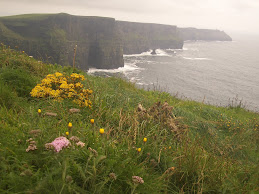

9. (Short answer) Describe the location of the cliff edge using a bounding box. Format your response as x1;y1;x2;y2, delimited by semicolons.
179;27;232;41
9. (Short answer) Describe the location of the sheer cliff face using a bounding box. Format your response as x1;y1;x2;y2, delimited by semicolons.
179;28;232;41
116;21;184;54
0;13;232;70
0;13;124;70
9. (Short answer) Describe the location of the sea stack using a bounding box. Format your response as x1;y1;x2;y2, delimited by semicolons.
151;49;157;55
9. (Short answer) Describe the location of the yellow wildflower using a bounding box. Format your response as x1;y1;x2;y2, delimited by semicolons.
68;122;72;128
30;72;92;108
60;83;69;89
90;119;94;124
137;148;141;152
67;92;74;98
75;82;83;88
99;128;104;134
65;132;69;136
55;72;63;77
143;137;147;142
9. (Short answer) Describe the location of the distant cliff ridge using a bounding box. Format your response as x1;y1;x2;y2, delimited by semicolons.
116;21;183;54
0;13;124;70
179;28;232;41
0;13;232;69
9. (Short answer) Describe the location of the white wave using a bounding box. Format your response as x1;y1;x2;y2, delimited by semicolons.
130;77;142;82
155;49;171;56
136;82;150;86
88;67;121;74
124;49;172;57
87;62;144;74
123;50;152;57
121;63;144;71
182;57;211;60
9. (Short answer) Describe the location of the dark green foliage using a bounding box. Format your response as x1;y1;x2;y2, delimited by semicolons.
0;81;19;108
0;68;36;98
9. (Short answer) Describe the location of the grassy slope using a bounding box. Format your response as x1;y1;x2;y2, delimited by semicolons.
0;45;258;193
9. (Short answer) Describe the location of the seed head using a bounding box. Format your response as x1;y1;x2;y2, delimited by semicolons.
132;176;144;184
109;173;117;180
76;141;85;148
170;167;175;171
69;136;80;143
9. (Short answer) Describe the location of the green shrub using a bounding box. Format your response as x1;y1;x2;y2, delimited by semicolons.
0;82;17;109
0;68;36;98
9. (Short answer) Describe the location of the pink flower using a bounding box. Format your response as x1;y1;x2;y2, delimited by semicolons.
48;136;71;152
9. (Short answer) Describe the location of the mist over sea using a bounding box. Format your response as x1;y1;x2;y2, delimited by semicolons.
88;35;259;112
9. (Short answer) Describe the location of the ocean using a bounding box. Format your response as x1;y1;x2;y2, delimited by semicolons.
88;35;259;112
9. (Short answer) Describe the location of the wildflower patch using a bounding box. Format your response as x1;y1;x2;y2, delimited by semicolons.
30;72;92;107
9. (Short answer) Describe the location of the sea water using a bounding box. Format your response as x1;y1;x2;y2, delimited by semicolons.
88;35;259;112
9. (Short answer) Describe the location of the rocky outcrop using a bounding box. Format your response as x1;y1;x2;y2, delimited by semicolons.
116;21;183;54
179;28;232;41
151;49;157;55
0;13;124;70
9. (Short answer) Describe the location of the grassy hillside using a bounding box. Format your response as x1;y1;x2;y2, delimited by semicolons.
0;44;258;193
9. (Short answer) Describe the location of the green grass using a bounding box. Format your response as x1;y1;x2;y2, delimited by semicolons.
0;13;54;22
0;44;258;193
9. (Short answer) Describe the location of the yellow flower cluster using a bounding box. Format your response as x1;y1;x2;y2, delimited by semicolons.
30;72;92;107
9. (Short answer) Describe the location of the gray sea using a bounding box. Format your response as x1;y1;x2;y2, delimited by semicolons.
88;35;259;112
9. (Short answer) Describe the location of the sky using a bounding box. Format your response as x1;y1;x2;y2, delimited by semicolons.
0;0;259;35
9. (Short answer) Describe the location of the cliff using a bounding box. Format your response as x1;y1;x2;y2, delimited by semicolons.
179;28;232;41
116;21;183;54
0;13;124;70
0;13;232;70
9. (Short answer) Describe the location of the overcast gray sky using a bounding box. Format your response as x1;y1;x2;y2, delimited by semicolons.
1;0;259;35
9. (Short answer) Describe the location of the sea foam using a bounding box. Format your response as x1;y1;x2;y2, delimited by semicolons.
87;62;144;74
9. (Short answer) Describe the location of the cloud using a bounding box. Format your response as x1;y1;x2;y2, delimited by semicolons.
0;0;259;34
